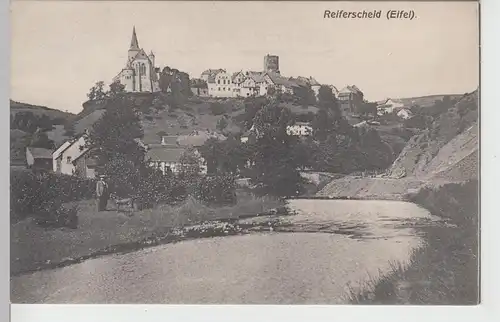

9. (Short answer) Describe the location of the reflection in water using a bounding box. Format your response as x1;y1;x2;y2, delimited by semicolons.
11;200;431;304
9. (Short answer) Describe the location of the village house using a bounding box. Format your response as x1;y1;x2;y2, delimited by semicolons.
200;69;225;82
146;147;186;175
240;72;267;97
377;98;405;116
397;107;414;119
190;78;209;97
146;131;226;175
338;85;364;115
26;147;53;171
52;133;97;179
286;122;313;136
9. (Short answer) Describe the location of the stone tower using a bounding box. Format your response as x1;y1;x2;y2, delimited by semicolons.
264;54;280;74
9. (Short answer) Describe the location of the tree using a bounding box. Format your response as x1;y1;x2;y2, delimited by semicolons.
178;147;203;180
108;81;126;98
247;99;305;197
199;136;247;175
85;96;145;167
30;129;54;149
87;81;107;101
216;116;228;132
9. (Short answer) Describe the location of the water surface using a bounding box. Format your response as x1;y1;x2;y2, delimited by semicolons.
11;200;431;304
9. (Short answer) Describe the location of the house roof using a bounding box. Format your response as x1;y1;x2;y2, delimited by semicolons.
161;135;179;147
201;68;225;76
177;131;226;147
293;122;312;127
27;147;53;159
339;85;363;95
146;147;185;163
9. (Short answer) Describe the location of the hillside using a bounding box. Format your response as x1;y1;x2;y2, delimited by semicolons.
388;90;478;179
10;100;74;120
319;89;479;199
10;100;76;162
396;94;464;108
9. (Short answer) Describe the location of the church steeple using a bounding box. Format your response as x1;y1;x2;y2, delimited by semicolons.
130;26;139;50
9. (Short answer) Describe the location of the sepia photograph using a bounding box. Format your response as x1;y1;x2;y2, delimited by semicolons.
9;1;479;305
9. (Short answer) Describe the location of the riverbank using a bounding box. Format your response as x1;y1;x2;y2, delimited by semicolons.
10;191;284;276
349;179;479;305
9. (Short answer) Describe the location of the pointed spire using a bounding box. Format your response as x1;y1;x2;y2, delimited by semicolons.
130;26;139;50
149;50;155;57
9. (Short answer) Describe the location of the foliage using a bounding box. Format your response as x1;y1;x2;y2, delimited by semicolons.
10;111;54;133
241;96;269;130
199;136;248;175
10;170;95;223
191;174;237;206
85;95;145;166
216;116;229;132
86;81;107;101
108;81;126;99
29;129;55;149
293;85;316;107
178;147;204;180
159;67;192;109
246;100;306;197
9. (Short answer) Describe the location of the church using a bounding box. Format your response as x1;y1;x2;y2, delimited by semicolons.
113;27;161;93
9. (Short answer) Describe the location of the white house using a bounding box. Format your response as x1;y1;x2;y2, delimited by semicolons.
286;122;313;136
207;70;236;98
146;146;207;175
52;134;97;178
397;108;414;119
377;98;405;116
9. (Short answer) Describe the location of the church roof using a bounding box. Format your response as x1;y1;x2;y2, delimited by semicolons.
130;26;139;50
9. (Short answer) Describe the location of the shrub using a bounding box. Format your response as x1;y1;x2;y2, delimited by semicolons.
192;174;237;206
10;171;94;224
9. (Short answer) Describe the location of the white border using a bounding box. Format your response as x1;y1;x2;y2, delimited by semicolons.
7;0;499;321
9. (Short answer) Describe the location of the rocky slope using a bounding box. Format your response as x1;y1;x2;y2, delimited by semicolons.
319;90;479;198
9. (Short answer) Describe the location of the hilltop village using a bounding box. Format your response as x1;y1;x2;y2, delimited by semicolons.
13;27;444;181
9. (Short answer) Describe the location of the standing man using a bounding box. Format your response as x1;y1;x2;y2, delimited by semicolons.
96;175;109;211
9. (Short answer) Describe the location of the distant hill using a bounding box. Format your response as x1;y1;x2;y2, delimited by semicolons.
396;94;465;108
10;100;75;120
10;100;76;162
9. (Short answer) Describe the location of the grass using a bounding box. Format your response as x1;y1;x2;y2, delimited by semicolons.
348;180;479;305
10;190;283;276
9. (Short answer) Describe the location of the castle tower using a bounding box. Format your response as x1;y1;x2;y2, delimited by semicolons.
264;54;280;74
128;26;141;60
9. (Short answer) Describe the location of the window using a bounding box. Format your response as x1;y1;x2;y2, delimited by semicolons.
66;156;72;164
218;80;220;84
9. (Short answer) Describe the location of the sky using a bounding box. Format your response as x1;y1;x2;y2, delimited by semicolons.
11;1;479;113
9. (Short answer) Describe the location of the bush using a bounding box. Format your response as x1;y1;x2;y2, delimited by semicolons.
192;175;237;206
10;171;95;224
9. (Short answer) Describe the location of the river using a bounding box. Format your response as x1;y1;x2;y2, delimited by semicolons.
11;200;432;304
